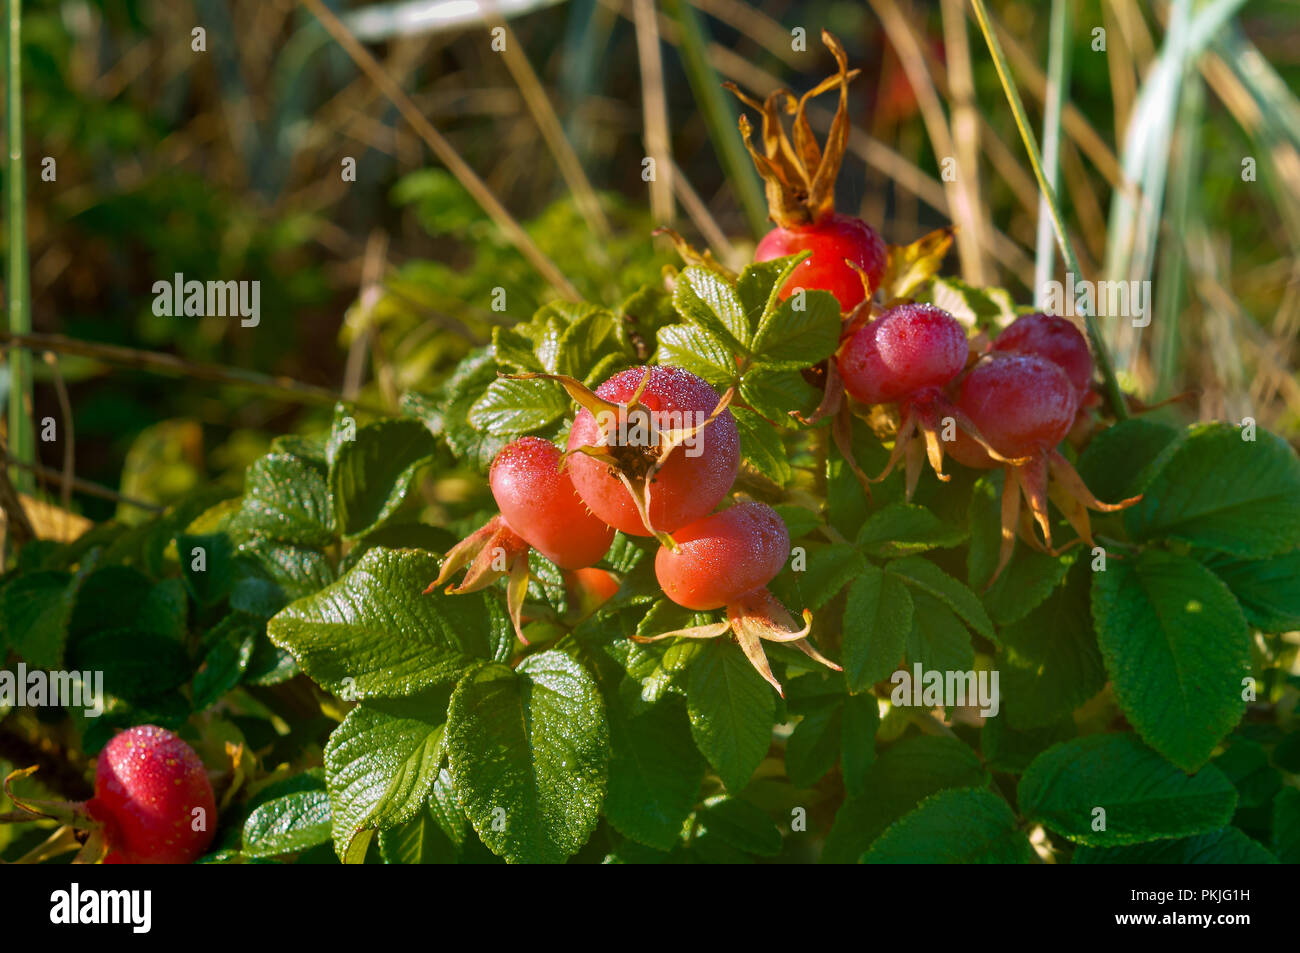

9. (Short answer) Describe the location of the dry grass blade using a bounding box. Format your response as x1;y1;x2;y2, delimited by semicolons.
633;0;674;224
491;16;611;237
869;0;986;284
297;0;581;301
940;0;991;284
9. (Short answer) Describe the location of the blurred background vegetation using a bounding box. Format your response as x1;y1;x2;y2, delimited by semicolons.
3;0;1298;526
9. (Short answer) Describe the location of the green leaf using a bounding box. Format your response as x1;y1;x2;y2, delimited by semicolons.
1;570;74;669
981;715;1076;774
1018;733;1238;846
242;777;333;859
1273;787;1300;864
69;567;186;640
423;348;506;471
924;276;1013;330
332;419;438;539
177;532;237;608
268;548;495;699
324;698;446;863
193;613;259;710
605;697;705;851
905;591;975;673
491;325;546;373
239;452;335;546
841;564;912;693
1000;561;1106;729
1124;423;1300;558
732;406;791;486
697;796;782;857
68;628;192;701
446;651;609;864
1093;550;1250;770
378;806;459;864
864;788;1034;863
773;504;821;541
738;366;819;430
749;290;840;371
1073;827;1277;864
673;266;750;353
1075;417;1183;504
1212;738;1281;810
686;639;776;792
840;693;880;797
468;376;571;437
886;556;994;640
735;254;804;329
857;503;966;558
655;323;738;388
784;699;842;788
1203;550;1300;633
771;541;865;612
821;735;988;863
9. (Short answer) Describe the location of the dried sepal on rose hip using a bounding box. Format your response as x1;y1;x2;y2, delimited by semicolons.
2;724;216;864
728;31;886;313
946;352;1141;585
836;302;1012;497
511;365;739;550
429;435;615;641
634;500;840;697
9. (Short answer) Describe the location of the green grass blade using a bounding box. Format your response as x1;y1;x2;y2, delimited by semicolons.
1033;0;1071;306
969;0;1127;420
662;0;768;238
5;0;32;492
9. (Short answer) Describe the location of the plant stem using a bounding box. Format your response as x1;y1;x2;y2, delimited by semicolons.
1033;0;1070;306
662;0;768;238
968;0;1128;420
4;0;33;491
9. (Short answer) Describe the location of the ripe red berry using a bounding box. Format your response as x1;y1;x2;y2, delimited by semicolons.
837;303;969;406
992;312;1093;403
655;500;789;610
755;214;886;313
566;366;738;536
489;436;613;569
954;353;1078;460
87;725;216;864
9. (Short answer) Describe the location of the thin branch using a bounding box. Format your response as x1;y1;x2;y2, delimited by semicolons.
2;453;162;512
41;351;74;515
0;331;382;414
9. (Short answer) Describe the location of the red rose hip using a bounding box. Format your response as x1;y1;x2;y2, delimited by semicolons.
755;214;886;314
992;312;1094;403
489;436;613;569
837;303;969;406
566;365;739;537
88;725;216;864
654;500;789;610
955;352;1077;459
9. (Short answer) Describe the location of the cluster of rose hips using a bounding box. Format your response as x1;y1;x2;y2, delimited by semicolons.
432;364;840;695
731;29;1135;584
839;304;1138;581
